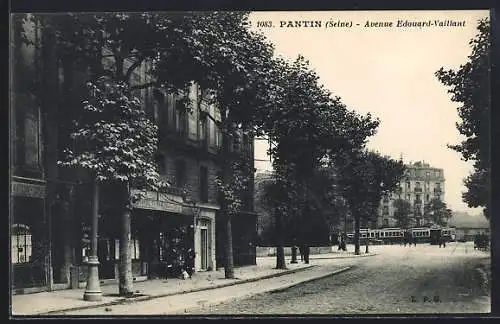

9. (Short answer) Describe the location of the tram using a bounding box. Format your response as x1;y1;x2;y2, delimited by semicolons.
346;226;456;245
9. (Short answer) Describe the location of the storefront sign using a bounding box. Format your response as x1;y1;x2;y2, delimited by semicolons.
131;190;183;214
11;181;47;198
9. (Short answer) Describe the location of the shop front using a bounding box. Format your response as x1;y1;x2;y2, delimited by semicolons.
10;179;50;292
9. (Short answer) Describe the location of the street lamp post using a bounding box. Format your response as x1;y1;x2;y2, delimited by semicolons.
83;179;102;301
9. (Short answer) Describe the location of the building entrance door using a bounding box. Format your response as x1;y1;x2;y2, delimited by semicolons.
200;227;208;270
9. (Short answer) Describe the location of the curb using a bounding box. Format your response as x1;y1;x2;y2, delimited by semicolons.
41;265;315;315
311;253;377;260
267;266;353;293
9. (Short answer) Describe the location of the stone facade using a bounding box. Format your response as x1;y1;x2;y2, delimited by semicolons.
378;161;445;228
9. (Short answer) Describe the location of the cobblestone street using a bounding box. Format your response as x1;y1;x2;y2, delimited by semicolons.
184;242;490;315
53;242;490;316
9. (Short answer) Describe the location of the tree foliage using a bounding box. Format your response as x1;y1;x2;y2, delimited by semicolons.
435;19;490;218
424;198;453;227
58;77;166;195
333;150;406;253
392;199;413;229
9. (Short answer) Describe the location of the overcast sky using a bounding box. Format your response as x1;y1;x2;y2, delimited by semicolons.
248;10;489;215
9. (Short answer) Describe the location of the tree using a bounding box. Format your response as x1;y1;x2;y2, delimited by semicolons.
423;198;453;227
334;151;406;254
255;55;387;266
40;11;279;282
58;77;166;295
392;199;413;229
435;19;490;218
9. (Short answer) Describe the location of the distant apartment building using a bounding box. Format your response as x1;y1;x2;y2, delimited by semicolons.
377;161;445;228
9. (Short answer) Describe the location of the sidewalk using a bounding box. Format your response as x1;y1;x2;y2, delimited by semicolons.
11;250;374;316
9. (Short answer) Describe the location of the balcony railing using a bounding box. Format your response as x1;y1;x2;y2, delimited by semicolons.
158;184;187;198
414;188;422;192
433;188;442;193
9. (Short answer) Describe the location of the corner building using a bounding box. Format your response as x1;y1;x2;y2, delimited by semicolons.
378;161;445;228
10;15;257;293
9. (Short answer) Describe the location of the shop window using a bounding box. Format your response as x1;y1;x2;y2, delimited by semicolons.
114;239;140;260
132;239;140;260
11;224;32;264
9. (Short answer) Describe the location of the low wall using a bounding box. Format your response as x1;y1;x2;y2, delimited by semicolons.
256;246;335;257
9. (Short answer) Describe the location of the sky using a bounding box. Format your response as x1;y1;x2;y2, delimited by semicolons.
248;10;490;215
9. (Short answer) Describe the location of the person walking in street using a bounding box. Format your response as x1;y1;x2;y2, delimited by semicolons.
303;245;310;264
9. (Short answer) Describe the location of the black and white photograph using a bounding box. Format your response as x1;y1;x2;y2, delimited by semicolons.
9;9;492;317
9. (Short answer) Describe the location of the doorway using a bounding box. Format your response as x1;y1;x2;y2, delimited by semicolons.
200;227;208;270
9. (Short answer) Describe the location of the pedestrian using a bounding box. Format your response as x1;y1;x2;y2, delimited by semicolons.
304;245;310;264
413;236;417;247
299;244;304;261
185;247;195;278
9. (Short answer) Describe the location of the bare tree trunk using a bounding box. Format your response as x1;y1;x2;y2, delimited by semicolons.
354;214;360;255
275;210;286;269
224;213;235;279
119;184;133;296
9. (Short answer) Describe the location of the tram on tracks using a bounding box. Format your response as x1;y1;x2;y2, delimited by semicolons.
346;226;456;245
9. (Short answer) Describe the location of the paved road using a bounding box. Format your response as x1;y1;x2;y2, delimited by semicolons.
57;242;490;315
55;258;357;316
183;242;490;315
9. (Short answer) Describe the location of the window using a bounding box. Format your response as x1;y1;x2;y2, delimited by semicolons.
114;239;140;260
16;96;41;168
175;160;187;187
426;172;430;178
216;170;224;204
215;126;222;149
132;239;140;260
383;219;389;227
415;182;420;188
11;224;32;264
152;89;164;123
383;206;389;215
406;181;411;189
175;98;187;137
200;166;208;203
435;170;440;178
199;113;208;146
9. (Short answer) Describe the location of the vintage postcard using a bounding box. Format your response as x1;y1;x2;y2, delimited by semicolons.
10;9;491;317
